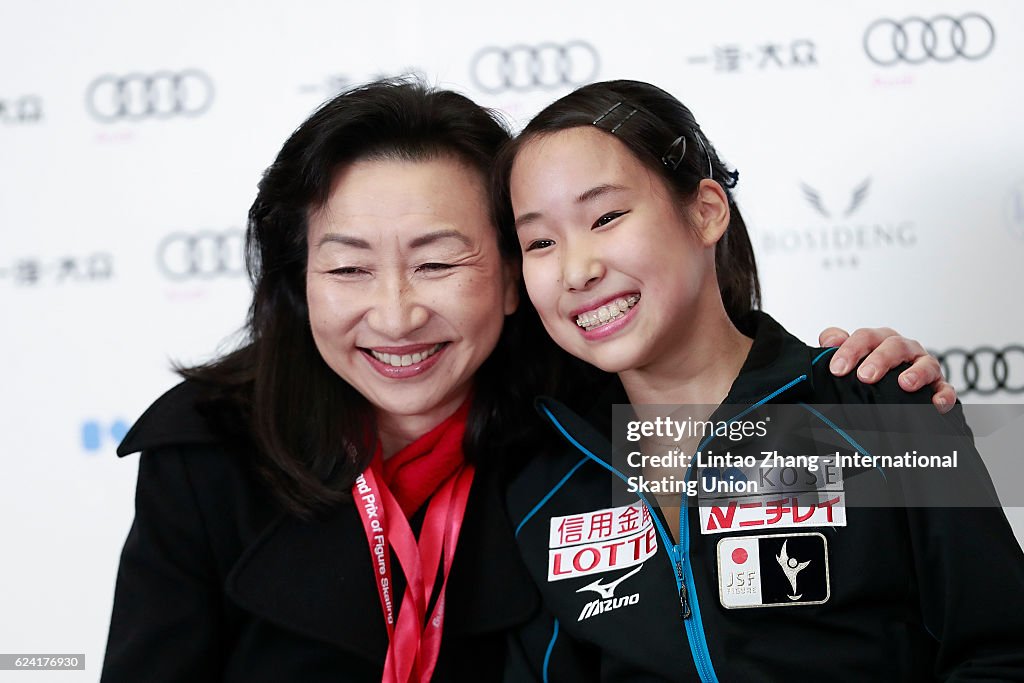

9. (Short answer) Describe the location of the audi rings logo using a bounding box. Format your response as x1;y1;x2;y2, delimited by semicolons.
864;14;995;66
86;70;214;122
157;230;245;281
470;41;600;94
934;346;1024;395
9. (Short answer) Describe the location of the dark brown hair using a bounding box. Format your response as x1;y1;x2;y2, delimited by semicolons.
492;79;761;325
181;77;569;518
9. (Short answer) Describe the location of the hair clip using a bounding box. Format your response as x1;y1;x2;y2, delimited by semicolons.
663;130;715;179
694;130;714;180
662;135;687;171
592;101;638;133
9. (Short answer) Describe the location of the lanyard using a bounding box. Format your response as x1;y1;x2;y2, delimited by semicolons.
353;461;475;682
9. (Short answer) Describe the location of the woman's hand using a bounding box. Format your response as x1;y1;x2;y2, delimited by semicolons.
818;326;956;413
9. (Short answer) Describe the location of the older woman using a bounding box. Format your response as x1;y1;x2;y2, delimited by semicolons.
101;79;953;682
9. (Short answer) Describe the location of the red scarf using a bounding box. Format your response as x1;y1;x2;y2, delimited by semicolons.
353;399;475;683
379;399;471;517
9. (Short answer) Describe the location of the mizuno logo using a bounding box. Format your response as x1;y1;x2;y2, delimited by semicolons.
576;565;643;621
575;564;643;599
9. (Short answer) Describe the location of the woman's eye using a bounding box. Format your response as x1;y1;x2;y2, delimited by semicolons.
525;239;554;252
593;211;627;229
327;266;367;276
415;262;454;273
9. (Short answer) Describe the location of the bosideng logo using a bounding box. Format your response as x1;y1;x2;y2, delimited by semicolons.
757;178;917;269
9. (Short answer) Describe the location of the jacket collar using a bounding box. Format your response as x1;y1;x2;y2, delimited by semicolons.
116;381;222;456
724;311;818;404
536;311;819;463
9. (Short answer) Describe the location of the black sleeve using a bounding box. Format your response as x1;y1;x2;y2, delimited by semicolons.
825;366;1024;678
896;404;1024;679
907;504;1024;680
101;448;225;682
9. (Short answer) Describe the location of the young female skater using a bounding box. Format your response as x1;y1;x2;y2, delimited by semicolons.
498;80;1024;681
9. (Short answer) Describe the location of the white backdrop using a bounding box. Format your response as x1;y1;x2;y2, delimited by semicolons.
1;0;1022;678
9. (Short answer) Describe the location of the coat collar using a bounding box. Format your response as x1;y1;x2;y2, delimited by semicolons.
535;311;820;464
725;311;819;404
117;380;222;456
119;380;539;660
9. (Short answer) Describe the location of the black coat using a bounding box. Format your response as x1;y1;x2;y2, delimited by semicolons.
101;381;539;682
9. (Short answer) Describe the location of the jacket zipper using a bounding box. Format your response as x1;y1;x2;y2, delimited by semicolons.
538;375;809;683
674;374;809;682
537;404;720;682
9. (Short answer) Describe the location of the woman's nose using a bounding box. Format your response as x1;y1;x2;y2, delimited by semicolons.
365;274;429;339
561;242;605;292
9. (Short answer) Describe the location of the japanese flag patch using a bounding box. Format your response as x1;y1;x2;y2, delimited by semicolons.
716;533;829;609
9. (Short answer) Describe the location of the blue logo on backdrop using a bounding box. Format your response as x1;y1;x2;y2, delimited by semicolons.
82;419;130;452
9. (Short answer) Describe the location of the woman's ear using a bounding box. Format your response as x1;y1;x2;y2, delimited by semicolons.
692;179;731;247
502;259;521;315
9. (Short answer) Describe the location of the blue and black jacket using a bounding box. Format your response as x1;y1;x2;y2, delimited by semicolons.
504;312;1024;682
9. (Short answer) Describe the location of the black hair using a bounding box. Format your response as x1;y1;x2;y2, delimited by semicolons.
492;79;761;325
181;77;571;518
